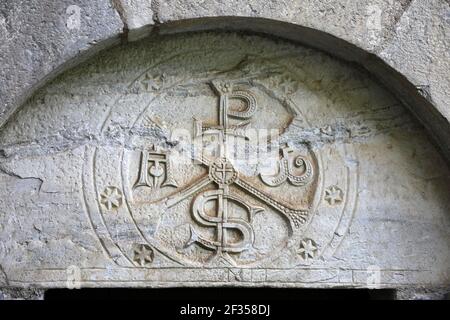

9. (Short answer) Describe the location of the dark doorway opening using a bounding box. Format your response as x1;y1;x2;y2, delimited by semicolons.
44;288;396;300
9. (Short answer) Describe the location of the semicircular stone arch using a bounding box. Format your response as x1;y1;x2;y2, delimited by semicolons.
0;31;448;290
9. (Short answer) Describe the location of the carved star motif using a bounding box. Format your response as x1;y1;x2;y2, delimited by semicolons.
100;186;122;210
298;239;318;260
133;244;154;266
324;186;344;206
278;75;297;94
141;73;164;91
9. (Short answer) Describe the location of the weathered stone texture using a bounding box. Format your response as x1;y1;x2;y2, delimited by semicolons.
0;33;448;290
0;0;123;128
396;287;450;300
0;288;44;300
158;0;411;51
379;0;450;120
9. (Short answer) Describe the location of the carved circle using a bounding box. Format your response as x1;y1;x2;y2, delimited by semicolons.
209;158;238;185
81;34;359;270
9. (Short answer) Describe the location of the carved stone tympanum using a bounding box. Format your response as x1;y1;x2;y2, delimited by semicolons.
0;32;448;289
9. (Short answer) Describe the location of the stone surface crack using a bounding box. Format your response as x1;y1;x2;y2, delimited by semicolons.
0;165;44;192
151;0;161;25
0;107;422;161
